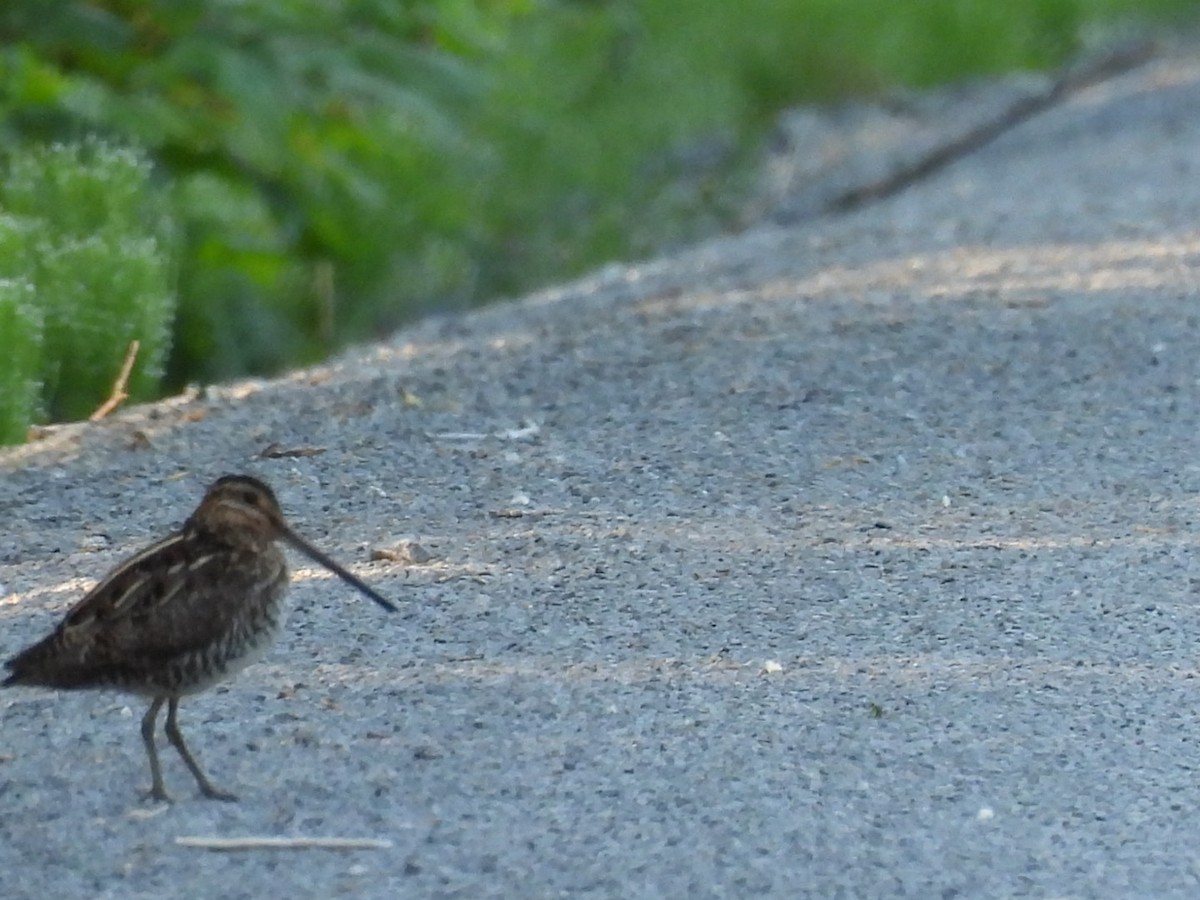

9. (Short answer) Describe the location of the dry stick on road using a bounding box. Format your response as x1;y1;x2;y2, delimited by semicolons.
828;40;1158;212
89;339;141;422
175;836;394;851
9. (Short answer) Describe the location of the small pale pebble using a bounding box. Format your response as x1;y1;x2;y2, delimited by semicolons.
81;534;111;553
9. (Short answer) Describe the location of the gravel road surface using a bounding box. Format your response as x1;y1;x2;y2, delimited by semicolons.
4;44;1200;900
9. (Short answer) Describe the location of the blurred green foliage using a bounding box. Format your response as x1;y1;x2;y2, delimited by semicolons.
0;0;1194;411
0;140;175;440
0;275;41;444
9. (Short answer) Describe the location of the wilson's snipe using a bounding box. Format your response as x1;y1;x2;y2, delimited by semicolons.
3;474;396;802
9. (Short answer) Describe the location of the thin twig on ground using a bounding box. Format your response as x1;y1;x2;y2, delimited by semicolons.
827;40;1158;212
175;836;394;851
89;340;141;422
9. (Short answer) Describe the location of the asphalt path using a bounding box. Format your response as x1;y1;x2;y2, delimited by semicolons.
4;43;1200;900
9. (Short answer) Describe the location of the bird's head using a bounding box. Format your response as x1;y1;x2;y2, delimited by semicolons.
192;474;287;544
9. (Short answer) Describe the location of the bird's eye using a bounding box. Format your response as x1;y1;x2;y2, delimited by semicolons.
241;490;258;506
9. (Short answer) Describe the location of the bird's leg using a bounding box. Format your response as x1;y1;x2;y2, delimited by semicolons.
141;697;170;802
164;698;238;802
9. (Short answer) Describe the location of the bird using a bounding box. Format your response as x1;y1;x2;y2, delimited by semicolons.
3;473;396;802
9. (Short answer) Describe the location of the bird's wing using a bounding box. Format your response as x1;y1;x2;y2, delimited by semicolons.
6;531;285;687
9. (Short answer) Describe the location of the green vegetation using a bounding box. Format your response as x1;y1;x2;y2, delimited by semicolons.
0;141;174;441
0;276;41;444
0;0;1194;441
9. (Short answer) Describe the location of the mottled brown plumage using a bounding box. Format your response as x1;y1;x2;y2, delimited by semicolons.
4;474;395;802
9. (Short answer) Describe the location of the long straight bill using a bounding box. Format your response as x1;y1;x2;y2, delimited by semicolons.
283;531;398;612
